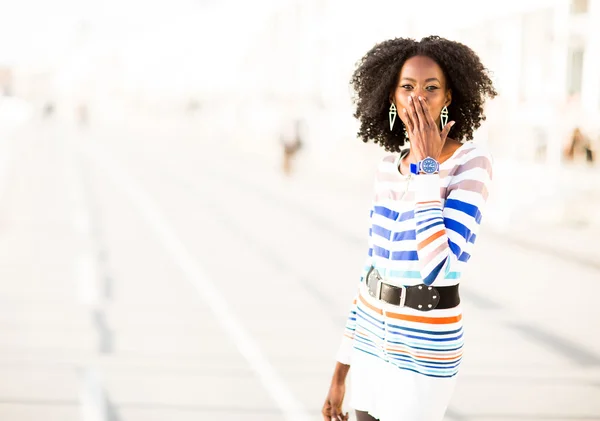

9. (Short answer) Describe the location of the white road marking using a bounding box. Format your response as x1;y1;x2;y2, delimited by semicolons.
75;253;100;307
79;368;108;421
64;137;106;421
64;139;99;307
86;143;311;421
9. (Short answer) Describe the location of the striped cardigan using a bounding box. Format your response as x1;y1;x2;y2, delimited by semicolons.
336;142;492;377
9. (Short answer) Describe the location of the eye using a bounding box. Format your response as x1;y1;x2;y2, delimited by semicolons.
401;85;413;90
426;86;440;91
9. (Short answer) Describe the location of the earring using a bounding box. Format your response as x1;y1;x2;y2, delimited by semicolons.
440;106;448;130
389;103;397;131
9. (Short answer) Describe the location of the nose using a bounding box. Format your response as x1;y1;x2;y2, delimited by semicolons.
412;87;426;98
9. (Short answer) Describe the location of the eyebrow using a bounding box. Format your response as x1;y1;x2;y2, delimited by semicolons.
400;77;441;83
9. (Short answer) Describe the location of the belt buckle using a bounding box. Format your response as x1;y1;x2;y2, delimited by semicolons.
367;267;381;299
368;267;407;307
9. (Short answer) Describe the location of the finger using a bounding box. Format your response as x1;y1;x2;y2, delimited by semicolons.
414;95;429;131
321;401;331;420
408;95;421;130
402;107;413;133
330;406;339;421
419;96;437;128
440;120;456;143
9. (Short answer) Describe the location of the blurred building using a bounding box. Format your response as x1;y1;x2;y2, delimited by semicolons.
0;67;13;96
446;0;600;165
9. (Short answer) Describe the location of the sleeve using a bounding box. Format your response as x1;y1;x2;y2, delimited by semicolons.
335;206;375;365
412;149;493;286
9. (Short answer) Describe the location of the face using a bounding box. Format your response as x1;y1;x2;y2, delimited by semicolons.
391;55;452;128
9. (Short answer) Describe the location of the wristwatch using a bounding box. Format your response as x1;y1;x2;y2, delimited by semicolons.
410;157;440;175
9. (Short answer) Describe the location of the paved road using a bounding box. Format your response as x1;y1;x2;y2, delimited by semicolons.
0;117;599;421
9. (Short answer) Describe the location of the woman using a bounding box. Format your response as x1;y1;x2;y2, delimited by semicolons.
322;36;497;421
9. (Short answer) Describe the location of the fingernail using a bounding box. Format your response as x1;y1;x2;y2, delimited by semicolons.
418;96;422;101
403;108;407;114
450;121;456;126
408;96;412;102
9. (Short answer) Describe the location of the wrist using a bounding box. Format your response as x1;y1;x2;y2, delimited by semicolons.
410;156;440;175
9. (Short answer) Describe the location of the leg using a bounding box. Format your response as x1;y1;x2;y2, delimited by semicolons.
355;410;379;421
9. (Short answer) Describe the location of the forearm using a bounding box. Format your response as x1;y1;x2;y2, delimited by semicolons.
331;361;350;386
413;174;452;284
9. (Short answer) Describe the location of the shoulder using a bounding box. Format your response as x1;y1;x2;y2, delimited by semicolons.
378;148;409;170
453;142;493;179
376;153;401;172
371;153;402;184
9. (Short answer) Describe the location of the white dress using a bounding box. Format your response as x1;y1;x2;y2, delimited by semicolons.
336;142;493;421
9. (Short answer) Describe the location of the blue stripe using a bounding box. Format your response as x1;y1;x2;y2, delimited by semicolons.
423;258;447;285
356;306;385;327
385;269;421;279
378;269;458;280
458;251;471;262
354;339;381;354
391;229;416;241
356;319;386;338
416;217;439;226
372;246;419;261
387;352;462;366
354;347;383;360
415;208;442;216
389;332;464;342
373;246;389;259
448;239;461;257
445;198;482;223
397;210;415;222
368;248;373;257
354;335;381;348
371;224;391;240
416;220;444;234
386;324;463;336
356;320;386;338
388;353;462;370
388;354;462;370
444;218;472;242
406;344;464;352
390;250;419;261
373;206;399;221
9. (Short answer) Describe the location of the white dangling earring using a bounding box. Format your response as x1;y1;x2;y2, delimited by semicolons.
440;105;448;130
389;103;397;131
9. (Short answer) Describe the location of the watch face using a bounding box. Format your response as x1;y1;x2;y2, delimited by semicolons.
421;157;439;174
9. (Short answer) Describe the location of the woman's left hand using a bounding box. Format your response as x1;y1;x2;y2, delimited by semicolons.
403;95;454;161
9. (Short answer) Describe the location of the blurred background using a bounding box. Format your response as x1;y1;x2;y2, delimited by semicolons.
0;0;599;420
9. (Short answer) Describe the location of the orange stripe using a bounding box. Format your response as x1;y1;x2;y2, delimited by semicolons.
387;311;462;324
359;295;383;315
418;229;445;250
417;200;441;206
358;294;461;324
384;348;463;361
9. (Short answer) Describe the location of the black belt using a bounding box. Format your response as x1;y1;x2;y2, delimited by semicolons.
365;266;460;312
